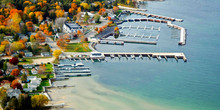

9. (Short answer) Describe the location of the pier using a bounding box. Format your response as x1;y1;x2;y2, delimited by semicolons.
119;33;159;39
103;52;187;62
167;21;186;45
125;10;183;22
123;18;168;23
99;38;157;45
118;25;160;31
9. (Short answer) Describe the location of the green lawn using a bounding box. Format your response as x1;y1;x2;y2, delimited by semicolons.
19;57;52;64
65;43;92;52
33;80;50;92
45;64;53;72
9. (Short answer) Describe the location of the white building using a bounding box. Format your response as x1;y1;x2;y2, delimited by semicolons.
63;22;82;33
24;76;42;92
7;88;21;98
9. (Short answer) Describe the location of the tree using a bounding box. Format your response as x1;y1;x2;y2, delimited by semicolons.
11;82;23;90
53;50;62;58
11;69;20;76
94;14;100;23
80;3;89;10
83;12;90;23
21;73;27;82
73;15;77;21
0;88;7;101
38;65;46;74
22;24;28;35
114;27;119;31
9;57;19;65
31;94;49;109
10;41;25;51
3;60;7;71
8;97;18;110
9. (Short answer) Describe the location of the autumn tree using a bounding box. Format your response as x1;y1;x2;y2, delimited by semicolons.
11;79;23;90
9;57;19;65
11;69;20;76
53;50;62;58
94;14;100;23
10;42;25;52
38;65;46;74
80;3;89;10
31;94;49;109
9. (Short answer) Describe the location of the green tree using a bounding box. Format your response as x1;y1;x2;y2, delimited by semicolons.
1;95;9;109
3;60;7;72
73;15;77;21
22;24;28;35
21;73;27;82
8;97;18;109
94;14;100;23
83;12;90;23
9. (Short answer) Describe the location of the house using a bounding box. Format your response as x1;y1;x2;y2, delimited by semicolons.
0;80;11;89
55;33;73;40
24;52;33;57
23;64;35;69
31;68;38;75
63;22;82;33
7;88;21;98
18;34;28;40
23;76;42;92
20;69;28;75
41;52;51;57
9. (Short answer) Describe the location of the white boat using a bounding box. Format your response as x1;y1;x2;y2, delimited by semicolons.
76;62;84;66
131;55;135;59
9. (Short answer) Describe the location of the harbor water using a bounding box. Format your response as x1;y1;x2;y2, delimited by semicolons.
53;0;220;110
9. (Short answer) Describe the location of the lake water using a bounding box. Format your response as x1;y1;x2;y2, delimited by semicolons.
58;0;220;110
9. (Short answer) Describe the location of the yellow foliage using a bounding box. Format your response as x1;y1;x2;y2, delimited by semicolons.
80;3;89;10
31;94;49;108
77;7;81;13
28;12;35;18
1;40;9;45
10;42;25;51
11;12;22;24
0;45;5;53
53;50;62;58
56;6;61;10
29;6;36;11
55;10;64;18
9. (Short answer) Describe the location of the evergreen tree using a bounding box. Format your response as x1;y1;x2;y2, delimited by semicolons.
22;24;28;35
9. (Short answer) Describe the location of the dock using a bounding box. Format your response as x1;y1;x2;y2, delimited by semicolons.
123;18;168;23
103;52;187;62
119;33;159;39
167;21;186;45
125;10;183;22
100;38;157;45
118;25;160;31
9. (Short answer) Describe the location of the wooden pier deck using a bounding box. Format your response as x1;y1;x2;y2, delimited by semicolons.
118;25;160;31
103;52;187;62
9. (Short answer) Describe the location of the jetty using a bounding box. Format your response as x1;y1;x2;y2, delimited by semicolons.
125;10;183;22
118;6;147;11
103;52;187;62
167;21;186;45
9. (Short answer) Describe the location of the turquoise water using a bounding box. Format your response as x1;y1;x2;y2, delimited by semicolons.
95;0;220;110
62;0;220;109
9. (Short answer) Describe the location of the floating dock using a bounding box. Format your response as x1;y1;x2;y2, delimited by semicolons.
118;25;160;31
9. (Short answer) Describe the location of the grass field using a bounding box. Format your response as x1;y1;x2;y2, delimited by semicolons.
64;43;92;52
19;57;52;64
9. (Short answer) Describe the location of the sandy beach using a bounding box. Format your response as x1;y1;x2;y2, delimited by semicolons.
48;77;178;110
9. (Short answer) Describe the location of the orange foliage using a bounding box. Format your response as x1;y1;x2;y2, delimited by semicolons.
77;30;82;35
11;69;20;76
108;21;113;26
35;31;46;43
114;27;119;31
29;6;36;11
98;8;106;15
26;21;33;31
113;6;119;12
99;27;103;32
1;40;9;45
107;16;111;20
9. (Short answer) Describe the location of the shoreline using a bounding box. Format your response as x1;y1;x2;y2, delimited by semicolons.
48;77;178;110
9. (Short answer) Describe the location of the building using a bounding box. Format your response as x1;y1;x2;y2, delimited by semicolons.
24;76;42;92
63;22;82;33
31;68;38;75
0;80;11;89
41;52;52;57
24;52;33;57
7;88;21;98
